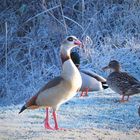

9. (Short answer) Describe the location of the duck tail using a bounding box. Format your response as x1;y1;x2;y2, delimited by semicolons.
127;84;140;95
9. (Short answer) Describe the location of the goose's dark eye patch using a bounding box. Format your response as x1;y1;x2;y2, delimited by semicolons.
67;37;73;41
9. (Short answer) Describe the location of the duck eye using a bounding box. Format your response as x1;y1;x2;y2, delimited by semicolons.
67;37;73;41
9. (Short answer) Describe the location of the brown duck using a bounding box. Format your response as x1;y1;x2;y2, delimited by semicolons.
102;60;140;102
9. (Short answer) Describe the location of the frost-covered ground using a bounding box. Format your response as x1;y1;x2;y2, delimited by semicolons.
1;0;140;103
0;89;140;140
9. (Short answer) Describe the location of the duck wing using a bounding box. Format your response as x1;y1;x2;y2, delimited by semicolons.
121;72;140;85
126;83;140;95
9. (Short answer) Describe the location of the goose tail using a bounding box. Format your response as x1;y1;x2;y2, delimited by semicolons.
19;105;27;114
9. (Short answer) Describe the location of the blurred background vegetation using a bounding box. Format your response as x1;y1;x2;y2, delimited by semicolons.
0;0;140;104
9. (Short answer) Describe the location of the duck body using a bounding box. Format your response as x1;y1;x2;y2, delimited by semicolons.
103;60;140;102
107;71;140;96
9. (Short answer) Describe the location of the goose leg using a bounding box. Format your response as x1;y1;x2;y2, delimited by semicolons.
53;111;65;130
53;111;59;130
80;91;84;97
80;88;89;97
85;88;89;96
44;108;53;129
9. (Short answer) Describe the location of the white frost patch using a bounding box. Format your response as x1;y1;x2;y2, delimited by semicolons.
0;89;140;139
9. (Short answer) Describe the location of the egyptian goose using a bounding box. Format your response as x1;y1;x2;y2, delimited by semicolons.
19;36;82;130
71;52;108;97
102;60;140;102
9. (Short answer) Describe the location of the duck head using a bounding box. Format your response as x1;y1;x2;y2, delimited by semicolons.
102;60;120;72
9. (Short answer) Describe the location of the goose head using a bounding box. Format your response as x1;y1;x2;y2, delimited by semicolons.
61;36;82;52
60;36;82;63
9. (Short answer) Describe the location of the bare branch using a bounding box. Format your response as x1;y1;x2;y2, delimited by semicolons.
22;5;61;25
64;16;84;30
5;22;8;95
58;0;68;35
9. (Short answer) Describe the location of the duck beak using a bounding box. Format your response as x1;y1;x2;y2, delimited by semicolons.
102;65;110;71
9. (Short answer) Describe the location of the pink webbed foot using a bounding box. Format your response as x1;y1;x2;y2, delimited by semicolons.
44;121;54;130
80;93;88;97
44;108;66;131
119;95;129;103
44;108;54;130
114;95;130;103
54;127;66;131
80;91;84;97
52;111;66;131
119;100;128;103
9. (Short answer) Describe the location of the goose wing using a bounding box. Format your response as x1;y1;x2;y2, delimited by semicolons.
26;76;63;107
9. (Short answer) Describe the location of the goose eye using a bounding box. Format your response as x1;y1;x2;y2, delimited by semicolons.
67;37;73;41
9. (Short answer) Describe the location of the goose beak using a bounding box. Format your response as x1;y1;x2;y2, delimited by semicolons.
74;40;82;46
102;66;110;71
